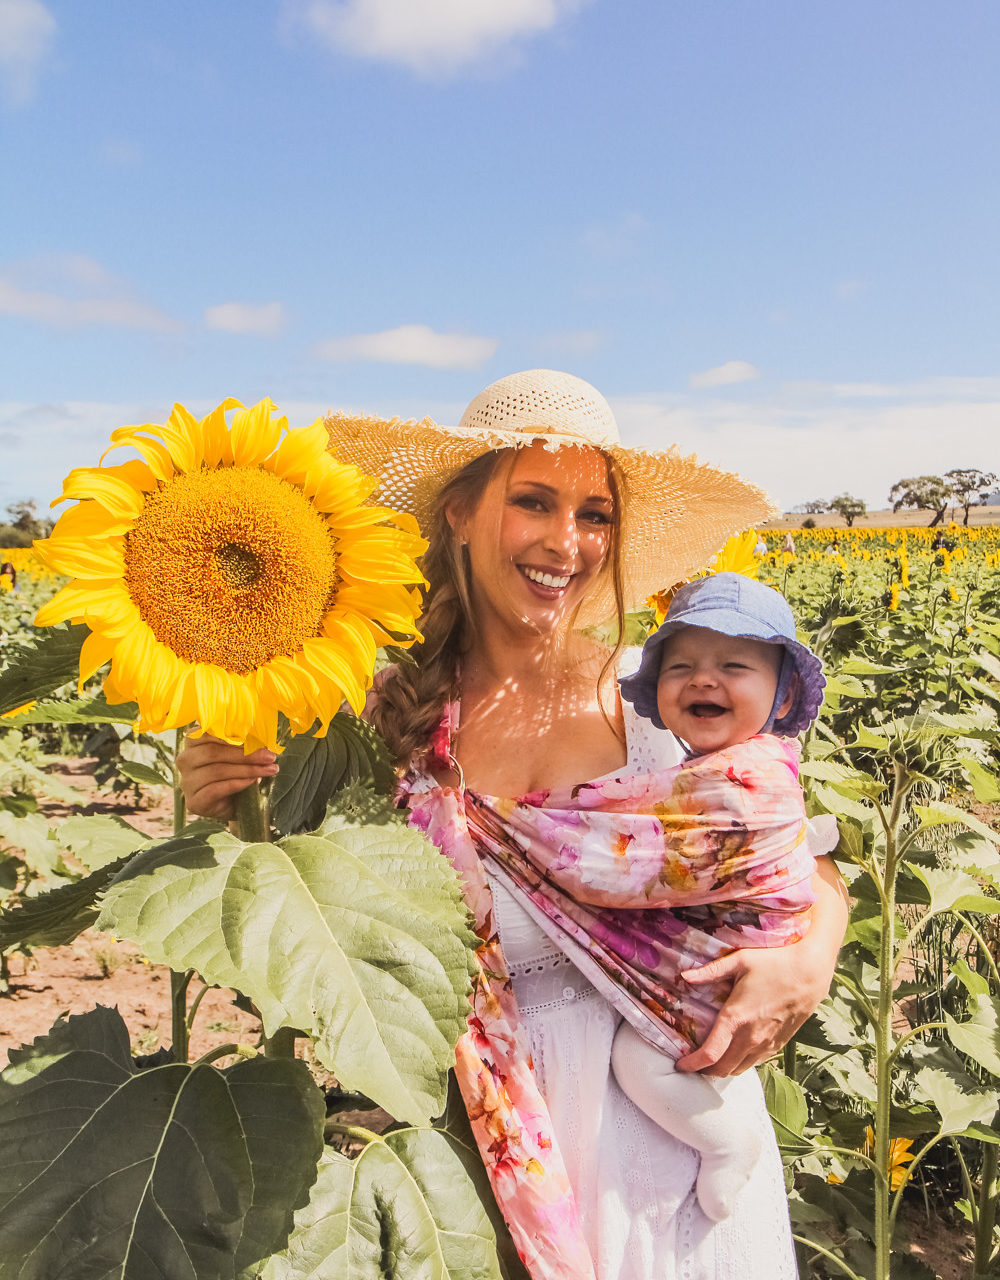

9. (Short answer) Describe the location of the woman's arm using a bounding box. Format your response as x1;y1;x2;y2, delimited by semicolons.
675;854;850;1077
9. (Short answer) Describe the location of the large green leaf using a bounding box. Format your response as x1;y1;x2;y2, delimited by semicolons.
0;623;88;716
0;849;137;952
98;823;477;1125
910;865;1000;917
0;1006;324;1280
58;813;151;871
263;1131;503;1280
946;995;1000;1079
914;1066;999;1136
270;715;396;837
912;800;1000;845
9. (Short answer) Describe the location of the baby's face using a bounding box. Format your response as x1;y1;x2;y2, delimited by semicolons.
655;625;783;754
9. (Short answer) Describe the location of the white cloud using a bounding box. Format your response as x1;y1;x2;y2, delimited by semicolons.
610;378;1000;512
689;360;761;389
287;0;589;76
204;301;286;336
0;0;55;106
314;323;498;369
0;254;179;332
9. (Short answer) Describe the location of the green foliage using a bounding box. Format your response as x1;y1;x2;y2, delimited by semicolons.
0;1007;325;1280
97;822;477;1126
269;714;396;837
0;622;87;716
263;1131;504;1280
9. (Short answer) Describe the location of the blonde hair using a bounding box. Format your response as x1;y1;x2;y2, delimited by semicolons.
371;448;628;769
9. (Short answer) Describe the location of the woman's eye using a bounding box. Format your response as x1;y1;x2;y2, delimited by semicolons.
579;509;612;525
510;494;546;512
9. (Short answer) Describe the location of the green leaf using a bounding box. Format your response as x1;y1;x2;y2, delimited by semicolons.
263;1130;503;1280
0;811;71;884
914;1066;999;1136
58;813;151;871
945;995;1000;1079
98;824;476;1125
912;800;1000;846
2;692;139;726
271;715;397;838
809;782;875;824
910;865;1000;917
0;850;137;952
760;1063;809;1139
824;674;867;699
0;1006;325;1280
951;957;991;999
117;758;171;787
0;622;88;717
959;755;1000;803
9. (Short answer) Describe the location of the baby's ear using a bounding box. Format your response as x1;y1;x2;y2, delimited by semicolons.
777;672;799;719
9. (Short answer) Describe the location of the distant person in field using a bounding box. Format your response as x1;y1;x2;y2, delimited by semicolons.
782;531;795;554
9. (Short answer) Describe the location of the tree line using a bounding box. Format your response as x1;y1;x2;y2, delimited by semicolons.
0;500;55;548
794;468;997;527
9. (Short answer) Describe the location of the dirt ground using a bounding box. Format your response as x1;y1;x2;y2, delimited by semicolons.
0;759;984;1278
762;506;998;531
0;757;262;1064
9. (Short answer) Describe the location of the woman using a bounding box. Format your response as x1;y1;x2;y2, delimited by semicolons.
179;370;848;1279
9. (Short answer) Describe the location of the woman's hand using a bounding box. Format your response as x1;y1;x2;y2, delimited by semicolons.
675;854;850;1077
176;731;279;821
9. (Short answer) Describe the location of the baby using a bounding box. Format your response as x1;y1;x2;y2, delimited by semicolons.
612;571;827;1221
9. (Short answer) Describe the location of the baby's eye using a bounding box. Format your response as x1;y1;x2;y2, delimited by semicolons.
724;662;750;670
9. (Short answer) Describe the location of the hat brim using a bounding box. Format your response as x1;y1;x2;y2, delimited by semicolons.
324;412;779;624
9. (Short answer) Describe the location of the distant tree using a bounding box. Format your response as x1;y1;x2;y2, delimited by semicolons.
945;468;998;525
828;493;867;527
792;499;828;515
889;476;953;527
0;500;52;547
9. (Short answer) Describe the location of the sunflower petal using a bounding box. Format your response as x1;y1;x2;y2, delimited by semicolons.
229;398;285;467
199;398;244;468
102;428;175;484
78;629;118;689
34;537;124;581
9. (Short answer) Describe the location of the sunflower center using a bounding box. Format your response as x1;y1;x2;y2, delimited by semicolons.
215;543;263;588
122;466;338;674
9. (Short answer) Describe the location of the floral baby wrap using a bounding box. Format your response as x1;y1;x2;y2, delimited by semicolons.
402;711;815;1280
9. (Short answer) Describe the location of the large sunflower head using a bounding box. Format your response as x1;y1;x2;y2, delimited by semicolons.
34;398;427;753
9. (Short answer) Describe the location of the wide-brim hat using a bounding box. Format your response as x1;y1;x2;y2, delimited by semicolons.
324;369;779;624
618;573;826;736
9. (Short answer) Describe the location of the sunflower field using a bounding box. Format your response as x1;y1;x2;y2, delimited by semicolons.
1;418;999;1280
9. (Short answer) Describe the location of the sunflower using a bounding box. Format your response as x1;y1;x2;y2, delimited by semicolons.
34;399;426;753
705;528;762;580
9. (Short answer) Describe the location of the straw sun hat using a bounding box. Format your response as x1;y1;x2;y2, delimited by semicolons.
324;369;778;624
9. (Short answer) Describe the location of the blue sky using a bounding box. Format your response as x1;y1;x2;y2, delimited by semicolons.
2;0;997;513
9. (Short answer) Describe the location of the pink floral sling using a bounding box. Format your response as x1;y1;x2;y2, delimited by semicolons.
401;702;815;1279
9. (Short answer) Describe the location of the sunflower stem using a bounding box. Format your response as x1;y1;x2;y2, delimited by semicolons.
234;783;271;844
168;728;191;1061
170;969;193;1062
263;1027;298;1059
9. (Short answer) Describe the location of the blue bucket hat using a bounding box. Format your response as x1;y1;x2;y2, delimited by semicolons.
619;573;825;737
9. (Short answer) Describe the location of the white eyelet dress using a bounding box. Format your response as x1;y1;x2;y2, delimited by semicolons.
486;683;799;1280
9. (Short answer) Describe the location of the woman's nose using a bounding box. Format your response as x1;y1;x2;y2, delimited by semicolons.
542;509;579;560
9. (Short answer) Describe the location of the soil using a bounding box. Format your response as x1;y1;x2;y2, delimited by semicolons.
761;507;998;531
